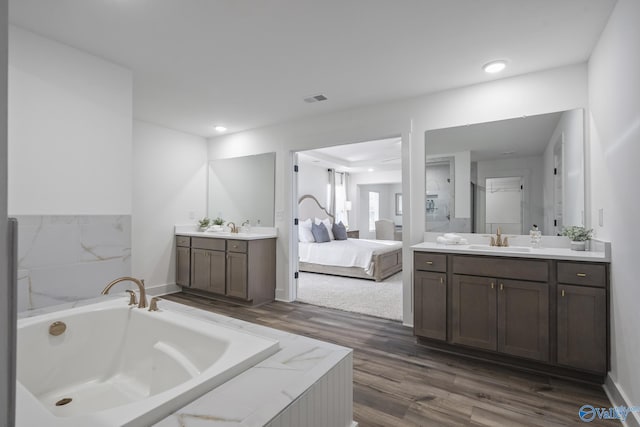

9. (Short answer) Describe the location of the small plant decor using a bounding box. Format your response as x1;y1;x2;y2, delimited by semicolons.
561;226;593;241
197;217;211;229
212;217;225;226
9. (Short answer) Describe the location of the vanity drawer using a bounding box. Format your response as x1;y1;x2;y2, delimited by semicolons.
227;240;248;253
414;252;447;272
191;237;226;251
176;235;191;247
557;262;606;287
452;255;548;282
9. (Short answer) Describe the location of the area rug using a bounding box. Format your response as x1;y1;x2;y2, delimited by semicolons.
296;271;402;321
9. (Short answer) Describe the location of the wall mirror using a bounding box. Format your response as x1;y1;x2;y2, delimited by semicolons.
425;109;585;236
208;152;276;226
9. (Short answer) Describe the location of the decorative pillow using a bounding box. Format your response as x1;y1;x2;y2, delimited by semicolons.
298;218;315;242
311;222;331;243
315;217;335;240
332;221;348;240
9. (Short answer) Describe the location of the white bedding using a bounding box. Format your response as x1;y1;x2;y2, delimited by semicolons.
298;239;402;276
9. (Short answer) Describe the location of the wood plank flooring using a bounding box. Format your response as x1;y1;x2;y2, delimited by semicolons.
164;293;617;426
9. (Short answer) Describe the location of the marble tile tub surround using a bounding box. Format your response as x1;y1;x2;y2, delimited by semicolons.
418;231;611;261
15;215;131;312
18;295;354;427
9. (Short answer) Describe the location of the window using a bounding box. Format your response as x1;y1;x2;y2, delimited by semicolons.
368;191;379;231
335;174;348;226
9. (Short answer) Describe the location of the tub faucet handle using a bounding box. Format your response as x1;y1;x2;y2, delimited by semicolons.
149;297;160;312
125;289;138;306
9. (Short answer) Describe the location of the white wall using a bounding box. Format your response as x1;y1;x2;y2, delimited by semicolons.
8;26;132;215
588;0;640;418
208;63;588;325
132;121;207;288
297;160;328;206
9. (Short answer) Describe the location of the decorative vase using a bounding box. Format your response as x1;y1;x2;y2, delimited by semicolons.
570;240;587;251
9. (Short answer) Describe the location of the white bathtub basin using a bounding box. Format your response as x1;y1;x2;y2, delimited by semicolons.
16;298;279;426
467;244;532;253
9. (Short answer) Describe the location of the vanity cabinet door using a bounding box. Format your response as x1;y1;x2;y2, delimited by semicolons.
497;280;549;362
190;249;225;294
557;285;607;373
208;250;226;294
414;271;447;341
226;252;248;299
452;275;497;351
191;249;211;290
176;246;191;286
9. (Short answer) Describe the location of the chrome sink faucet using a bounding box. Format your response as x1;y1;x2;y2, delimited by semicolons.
101;276;147;308
227;222;239;233
490;227;509;247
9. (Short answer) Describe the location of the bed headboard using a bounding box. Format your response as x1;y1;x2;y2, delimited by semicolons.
298;195;334;222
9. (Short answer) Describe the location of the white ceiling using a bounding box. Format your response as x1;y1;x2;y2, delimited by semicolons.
426;111;564;161
9;1;615;137
299;137;401;172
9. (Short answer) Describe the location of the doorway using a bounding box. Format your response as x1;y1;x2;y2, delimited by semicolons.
553;139;564;235
293;137;404;321
485;176;524;234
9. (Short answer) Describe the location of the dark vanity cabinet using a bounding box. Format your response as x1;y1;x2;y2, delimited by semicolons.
190;238;226;294
414;253;447;341
556;262;608;373
176;235;276;305
414;251;609;382
451;256;550;362
176;235;191;287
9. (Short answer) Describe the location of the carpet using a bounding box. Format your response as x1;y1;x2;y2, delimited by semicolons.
296;271;403;321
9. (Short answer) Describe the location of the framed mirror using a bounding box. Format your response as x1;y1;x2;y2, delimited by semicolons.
208;152;276;226
425;109;585;235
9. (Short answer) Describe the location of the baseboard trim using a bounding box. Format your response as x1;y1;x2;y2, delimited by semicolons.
146;283;181;297
603;374;640;427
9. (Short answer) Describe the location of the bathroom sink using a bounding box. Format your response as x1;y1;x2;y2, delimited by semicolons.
467;245;531;253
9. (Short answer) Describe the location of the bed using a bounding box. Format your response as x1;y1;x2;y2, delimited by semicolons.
297;195;403;281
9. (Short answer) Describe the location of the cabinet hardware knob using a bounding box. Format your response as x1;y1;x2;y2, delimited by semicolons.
561;289;565;297
576;273;587;277
491;282;495;289
425;261;433;265
500;283;504;291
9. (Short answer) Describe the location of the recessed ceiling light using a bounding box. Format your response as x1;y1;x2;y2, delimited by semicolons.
214;125;227;132
368;168;374;172
483;60;507;74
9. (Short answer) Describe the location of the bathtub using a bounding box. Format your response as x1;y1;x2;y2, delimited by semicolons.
16;298;280;426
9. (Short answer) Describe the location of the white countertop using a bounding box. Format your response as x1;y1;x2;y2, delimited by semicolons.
411;241;610;262
18;295;351;427
175;224;277;240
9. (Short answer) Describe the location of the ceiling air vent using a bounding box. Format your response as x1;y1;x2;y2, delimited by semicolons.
303;94;328;103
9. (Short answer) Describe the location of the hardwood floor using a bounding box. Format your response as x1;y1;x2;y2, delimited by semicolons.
164;293;617;426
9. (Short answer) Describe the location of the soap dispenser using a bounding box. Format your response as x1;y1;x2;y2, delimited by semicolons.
529;224;542;248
